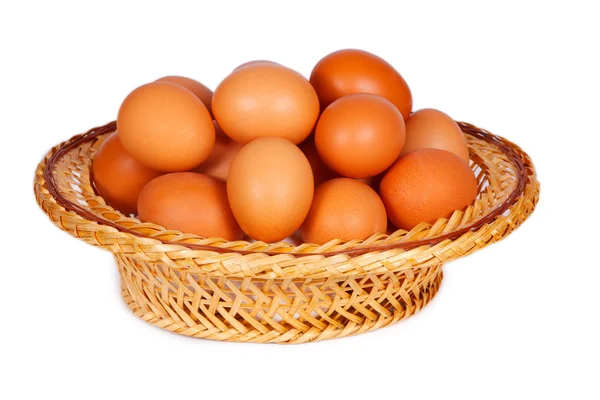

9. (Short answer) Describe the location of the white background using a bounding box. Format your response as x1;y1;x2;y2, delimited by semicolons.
1;1;599;399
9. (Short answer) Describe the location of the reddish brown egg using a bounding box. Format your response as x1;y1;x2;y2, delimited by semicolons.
380;148;478;230
194;122;243;181
155;76;214;117
92;133;161;215
315;93;406;178
300;140;338;186
137;172;243;240
300;178;387;245
227;137;314;243
117;82;215;172
213;64;320;144
310;49;413;119
401;108;470;162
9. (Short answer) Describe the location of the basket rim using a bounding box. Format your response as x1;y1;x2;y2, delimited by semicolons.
40;120;530;257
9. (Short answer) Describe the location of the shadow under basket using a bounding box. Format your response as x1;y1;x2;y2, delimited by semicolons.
35;121;539;344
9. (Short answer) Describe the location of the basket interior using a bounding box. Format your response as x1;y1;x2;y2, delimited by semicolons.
47;122;521;255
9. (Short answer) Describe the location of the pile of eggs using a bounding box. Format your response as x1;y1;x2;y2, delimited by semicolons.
93;49;478;245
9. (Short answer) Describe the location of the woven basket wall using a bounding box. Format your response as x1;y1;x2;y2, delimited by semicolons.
34;121;539;343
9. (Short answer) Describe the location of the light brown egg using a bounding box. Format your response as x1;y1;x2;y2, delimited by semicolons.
92;133;161;215
310;49;413;119
155;76;214;117
227;137;314;243
213;64;320;144
300;178;387;245
117;82;215;172
401;108;470;162
380;148;478;230
137;172;243;240
193;122;243;181
300;140;338;186
234;60;279;71
315;93;406;178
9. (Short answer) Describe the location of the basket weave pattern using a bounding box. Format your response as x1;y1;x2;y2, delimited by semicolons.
35;121;539;343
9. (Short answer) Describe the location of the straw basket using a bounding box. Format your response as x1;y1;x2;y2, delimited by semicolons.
34;121;539;344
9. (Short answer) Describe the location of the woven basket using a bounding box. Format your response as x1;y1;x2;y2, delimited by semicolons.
34;121;539;344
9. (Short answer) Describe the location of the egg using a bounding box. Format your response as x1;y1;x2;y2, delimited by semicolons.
227;137;314;242
401;108;470;162
234;60;279;71
155;76;214;117
137;172;242;240
213;64;320;144
315;93;406;178
117;82;215;172
380;148;478;230
310;49;413;119
300;140;338;186
300;178;387;245
193;121;243;181
92;133;161;215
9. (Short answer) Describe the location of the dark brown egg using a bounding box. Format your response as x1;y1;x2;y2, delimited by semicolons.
300;140;338;186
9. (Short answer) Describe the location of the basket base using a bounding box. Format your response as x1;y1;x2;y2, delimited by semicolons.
117;256;443;344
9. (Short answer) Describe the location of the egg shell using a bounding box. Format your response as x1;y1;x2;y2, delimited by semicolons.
310;49;413;119
300;140;338;186
227;137;314;243
315;93;406;178
137;172;243;240
193;121;243;181
117;82;215;172
92;133;161;215
155;76;214;117
213;64;320;144
401;108;470;162
234;60;279;71
300;178;387;245
380;148;478;230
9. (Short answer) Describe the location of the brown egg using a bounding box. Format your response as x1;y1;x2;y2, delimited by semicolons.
117;82;215;172
300;178;387;245
300;140;338;186
155;76;213;117
227;137;314;242
137;172;243;240
213;64;320;144
315;93;406;178
401;108;470;162
310;49;413;119
234;60;279;71
194;122;243;181
380;148;478;230
92;133;161;215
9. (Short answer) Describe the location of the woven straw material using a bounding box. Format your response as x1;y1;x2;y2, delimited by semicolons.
34;121;539;343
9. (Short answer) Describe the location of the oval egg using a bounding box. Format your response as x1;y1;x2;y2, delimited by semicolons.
300;178;387;245
315;93;406;178
227;137;314;243
310;49;413;119
380;148;478;230
155;75;214;117
213;64;320;144
194;122;243;181
137;172;243;240
93;133;162;215
401;108;470;162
